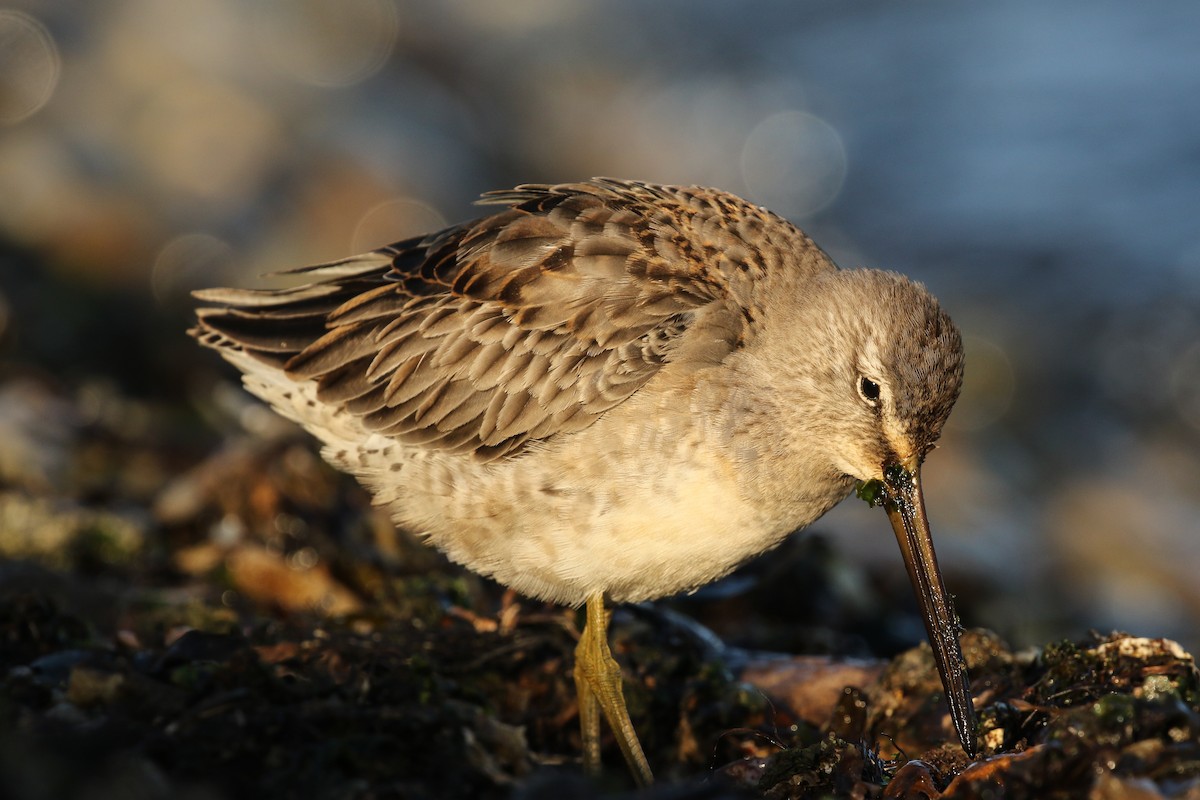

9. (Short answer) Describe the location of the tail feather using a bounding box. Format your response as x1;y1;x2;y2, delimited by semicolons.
190;252;395;365
190;252;400;444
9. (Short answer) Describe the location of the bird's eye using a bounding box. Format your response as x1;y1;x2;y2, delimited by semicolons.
858;377;881;404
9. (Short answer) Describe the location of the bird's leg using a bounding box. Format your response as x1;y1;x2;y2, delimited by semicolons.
574;631;603;777
573;593;654;786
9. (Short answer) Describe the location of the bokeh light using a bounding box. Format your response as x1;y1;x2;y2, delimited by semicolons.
350;197;446;254
253;0;399;87
740;110;847;219
151;233;235;306
948;336;1015;432
0;10;60;125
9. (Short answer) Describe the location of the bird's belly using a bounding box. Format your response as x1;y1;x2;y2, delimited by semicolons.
369;387;813;606
412;456;781;606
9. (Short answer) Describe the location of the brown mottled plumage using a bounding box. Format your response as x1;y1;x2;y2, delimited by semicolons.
194;181;815;460
191;179;974;785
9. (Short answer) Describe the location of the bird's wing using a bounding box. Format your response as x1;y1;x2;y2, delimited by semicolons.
192;179;815;460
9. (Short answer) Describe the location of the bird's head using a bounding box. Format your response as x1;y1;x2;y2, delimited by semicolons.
806;268;964;483
762;267;977;755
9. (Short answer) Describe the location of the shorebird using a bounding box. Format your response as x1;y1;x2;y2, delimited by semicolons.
191;179;975;785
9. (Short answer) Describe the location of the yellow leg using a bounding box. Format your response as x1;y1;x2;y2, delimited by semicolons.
573;593;654;786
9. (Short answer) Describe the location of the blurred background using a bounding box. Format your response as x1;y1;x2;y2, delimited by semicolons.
2;0;1199;654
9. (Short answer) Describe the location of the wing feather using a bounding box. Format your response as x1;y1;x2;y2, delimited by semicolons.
191;179;828;461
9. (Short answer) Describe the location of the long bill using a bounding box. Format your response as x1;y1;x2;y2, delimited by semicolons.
883;457;977;757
